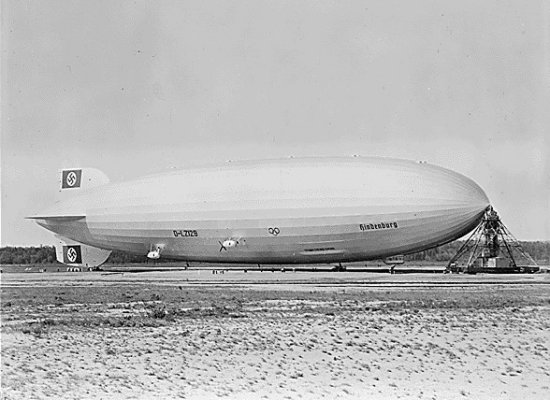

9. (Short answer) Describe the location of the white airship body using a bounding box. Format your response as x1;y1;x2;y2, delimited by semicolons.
30;157;490;268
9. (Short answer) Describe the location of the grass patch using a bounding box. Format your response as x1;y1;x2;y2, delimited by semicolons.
3;285;548;335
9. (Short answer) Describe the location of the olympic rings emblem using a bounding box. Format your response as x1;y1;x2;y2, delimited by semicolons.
268;227;280;236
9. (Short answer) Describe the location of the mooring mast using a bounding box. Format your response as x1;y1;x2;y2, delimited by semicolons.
447;206;538;272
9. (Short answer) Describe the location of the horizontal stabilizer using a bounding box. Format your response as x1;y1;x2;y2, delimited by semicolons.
26;215;84;221
55;235;111;268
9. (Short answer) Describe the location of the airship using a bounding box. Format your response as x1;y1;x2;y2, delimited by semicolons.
29;157;490;268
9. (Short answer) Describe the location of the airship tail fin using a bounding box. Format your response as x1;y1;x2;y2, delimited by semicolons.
54;235;111;269
26;168;110;219
58;167;110;195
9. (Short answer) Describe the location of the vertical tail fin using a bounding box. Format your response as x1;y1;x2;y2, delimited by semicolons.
58;168;109;195
55;235;111;269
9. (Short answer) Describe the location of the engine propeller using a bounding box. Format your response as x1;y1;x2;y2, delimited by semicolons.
147;244;163;259
219;239;238;252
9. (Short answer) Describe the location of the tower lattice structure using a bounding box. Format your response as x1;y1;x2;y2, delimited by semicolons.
446;207;538;272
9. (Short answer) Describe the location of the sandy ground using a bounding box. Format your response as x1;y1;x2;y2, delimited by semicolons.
1;272;549;399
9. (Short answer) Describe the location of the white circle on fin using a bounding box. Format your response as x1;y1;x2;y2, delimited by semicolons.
66;171;77;187
67;247;78;262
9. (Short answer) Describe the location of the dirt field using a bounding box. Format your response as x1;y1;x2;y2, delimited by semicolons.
1;271;549;399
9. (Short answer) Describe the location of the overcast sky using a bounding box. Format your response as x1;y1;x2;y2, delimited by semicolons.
2;0;549;246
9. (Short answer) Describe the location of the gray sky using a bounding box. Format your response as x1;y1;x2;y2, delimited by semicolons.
2;0;549;246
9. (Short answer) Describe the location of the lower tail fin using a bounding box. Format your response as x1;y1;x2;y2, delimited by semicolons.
55;235;111;269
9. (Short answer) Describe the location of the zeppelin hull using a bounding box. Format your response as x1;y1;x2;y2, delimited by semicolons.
36;158;490;264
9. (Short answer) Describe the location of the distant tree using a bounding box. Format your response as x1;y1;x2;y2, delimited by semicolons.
0;246;57;265
520;241;550;263
405;240;549;263
0;249;13;264
106;250;149;264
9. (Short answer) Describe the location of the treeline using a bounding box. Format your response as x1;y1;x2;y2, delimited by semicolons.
0;246;57;265
1;241;549;265
404;241;550;263
405;241;464;262
517;242;550;263
0;247;159;265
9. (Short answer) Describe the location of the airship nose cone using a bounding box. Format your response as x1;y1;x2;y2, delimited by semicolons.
435;164;490;210
369;159;490;215
417;162;490;234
